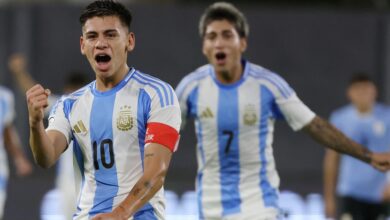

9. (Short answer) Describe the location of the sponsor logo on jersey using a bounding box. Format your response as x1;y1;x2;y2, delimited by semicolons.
200;107;214;118
117;105;133;131
243;104;257;126
73;120;88;135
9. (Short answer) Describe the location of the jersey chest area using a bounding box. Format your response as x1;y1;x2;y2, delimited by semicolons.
191;82;275;130
68;92;147;147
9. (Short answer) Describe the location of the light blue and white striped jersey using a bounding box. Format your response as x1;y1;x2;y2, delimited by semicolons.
176;61;315;219
330;104;390;202
0;86;14;193
47;68;181;220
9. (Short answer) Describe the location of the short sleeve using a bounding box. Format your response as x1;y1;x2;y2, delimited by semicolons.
277;94;316;131
46;97;73;144
145;83;181;152
262;72;316;131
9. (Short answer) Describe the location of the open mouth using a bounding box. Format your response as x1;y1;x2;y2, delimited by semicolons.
95;54;111;63
215;52;226;61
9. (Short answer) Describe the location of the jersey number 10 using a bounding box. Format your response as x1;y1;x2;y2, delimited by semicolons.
93;139;115;170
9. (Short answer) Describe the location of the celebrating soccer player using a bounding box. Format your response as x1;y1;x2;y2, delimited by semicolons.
176;2;390;219
26;1;181;219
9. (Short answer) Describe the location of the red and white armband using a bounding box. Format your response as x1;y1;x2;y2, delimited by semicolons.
145;122;180;152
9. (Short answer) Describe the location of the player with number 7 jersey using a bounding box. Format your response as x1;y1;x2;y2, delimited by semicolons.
47;68;181;219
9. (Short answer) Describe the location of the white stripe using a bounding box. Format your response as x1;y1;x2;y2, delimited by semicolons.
237;80;265;214
197;77;223;218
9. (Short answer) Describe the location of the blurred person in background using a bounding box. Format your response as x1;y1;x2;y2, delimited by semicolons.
25;0;181;219
8;53;88;219
176;2;390;219
0;85;32;219
323;74;390;220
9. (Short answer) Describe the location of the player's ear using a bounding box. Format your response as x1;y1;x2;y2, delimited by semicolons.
240;37;247;53
126;32;135;52
80;36;85;55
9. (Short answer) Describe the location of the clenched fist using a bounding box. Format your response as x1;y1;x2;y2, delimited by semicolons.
26;84;51;126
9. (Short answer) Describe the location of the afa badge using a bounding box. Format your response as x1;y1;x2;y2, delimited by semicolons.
243;104;257;126
117;105;133;131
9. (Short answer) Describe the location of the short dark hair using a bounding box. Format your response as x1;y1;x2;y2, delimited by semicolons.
79;0;132;30
199;2;249;38
348;73;375;86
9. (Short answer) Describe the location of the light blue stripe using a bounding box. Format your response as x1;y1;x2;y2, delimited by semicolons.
0;175;7;190
89;94;119;217
138;72;175;106
259;86;278;207
133;75;165;107
72;137;85;214
217;87;241;216
134;72;171;106
190;87;205;164
137;89;151;170
133;203;158;220
196;172;204;220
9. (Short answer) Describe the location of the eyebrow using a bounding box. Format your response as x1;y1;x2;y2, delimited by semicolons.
84;29;119;35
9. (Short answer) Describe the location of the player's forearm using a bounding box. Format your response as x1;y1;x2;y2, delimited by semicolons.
29;122;57;168
114;144;172;218
323;150;339;202
113;167;167;218
303;116;372;163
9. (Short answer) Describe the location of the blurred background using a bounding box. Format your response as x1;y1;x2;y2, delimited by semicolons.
2;0;390;219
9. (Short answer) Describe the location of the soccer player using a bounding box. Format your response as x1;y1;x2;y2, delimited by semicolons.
323;74;390;220
175;2;390;219
0;86;32;218
8;53;88;219
25;1;181;219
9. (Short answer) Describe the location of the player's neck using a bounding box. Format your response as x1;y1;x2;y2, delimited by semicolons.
215;63;243;84
95;65;129;92
356;105;373;114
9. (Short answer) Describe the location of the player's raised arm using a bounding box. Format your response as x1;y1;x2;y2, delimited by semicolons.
303;116;390;171
27;84;67;168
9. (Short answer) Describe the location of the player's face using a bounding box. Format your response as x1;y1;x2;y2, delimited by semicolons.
348;81;377;112
202;19;247;75
80;16;135;81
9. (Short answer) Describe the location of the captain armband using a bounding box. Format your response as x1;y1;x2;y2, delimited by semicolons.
145;122;180;152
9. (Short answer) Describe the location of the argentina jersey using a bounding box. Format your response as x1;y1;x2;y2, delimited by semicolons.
176;60;315;219
47;68;181;220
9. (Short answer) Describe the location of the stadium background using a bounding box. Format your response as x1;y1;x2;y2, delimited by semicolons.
1;0;390;219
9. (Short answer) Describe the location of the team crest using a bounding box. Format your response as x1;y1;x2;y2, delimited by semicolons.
243;104;257;126
117;105;133;131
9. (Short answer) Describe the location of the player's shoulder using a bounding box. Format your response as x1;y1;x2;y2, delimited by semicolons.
180;64;210;83
131;69;176;106
247;62;287;84
131;69;174;89
60;82;92;103
175;64;211;96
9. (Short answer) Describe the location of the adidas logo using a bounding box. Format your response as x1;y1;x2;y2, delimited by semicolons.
200;107;214;118
73;120;88;135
